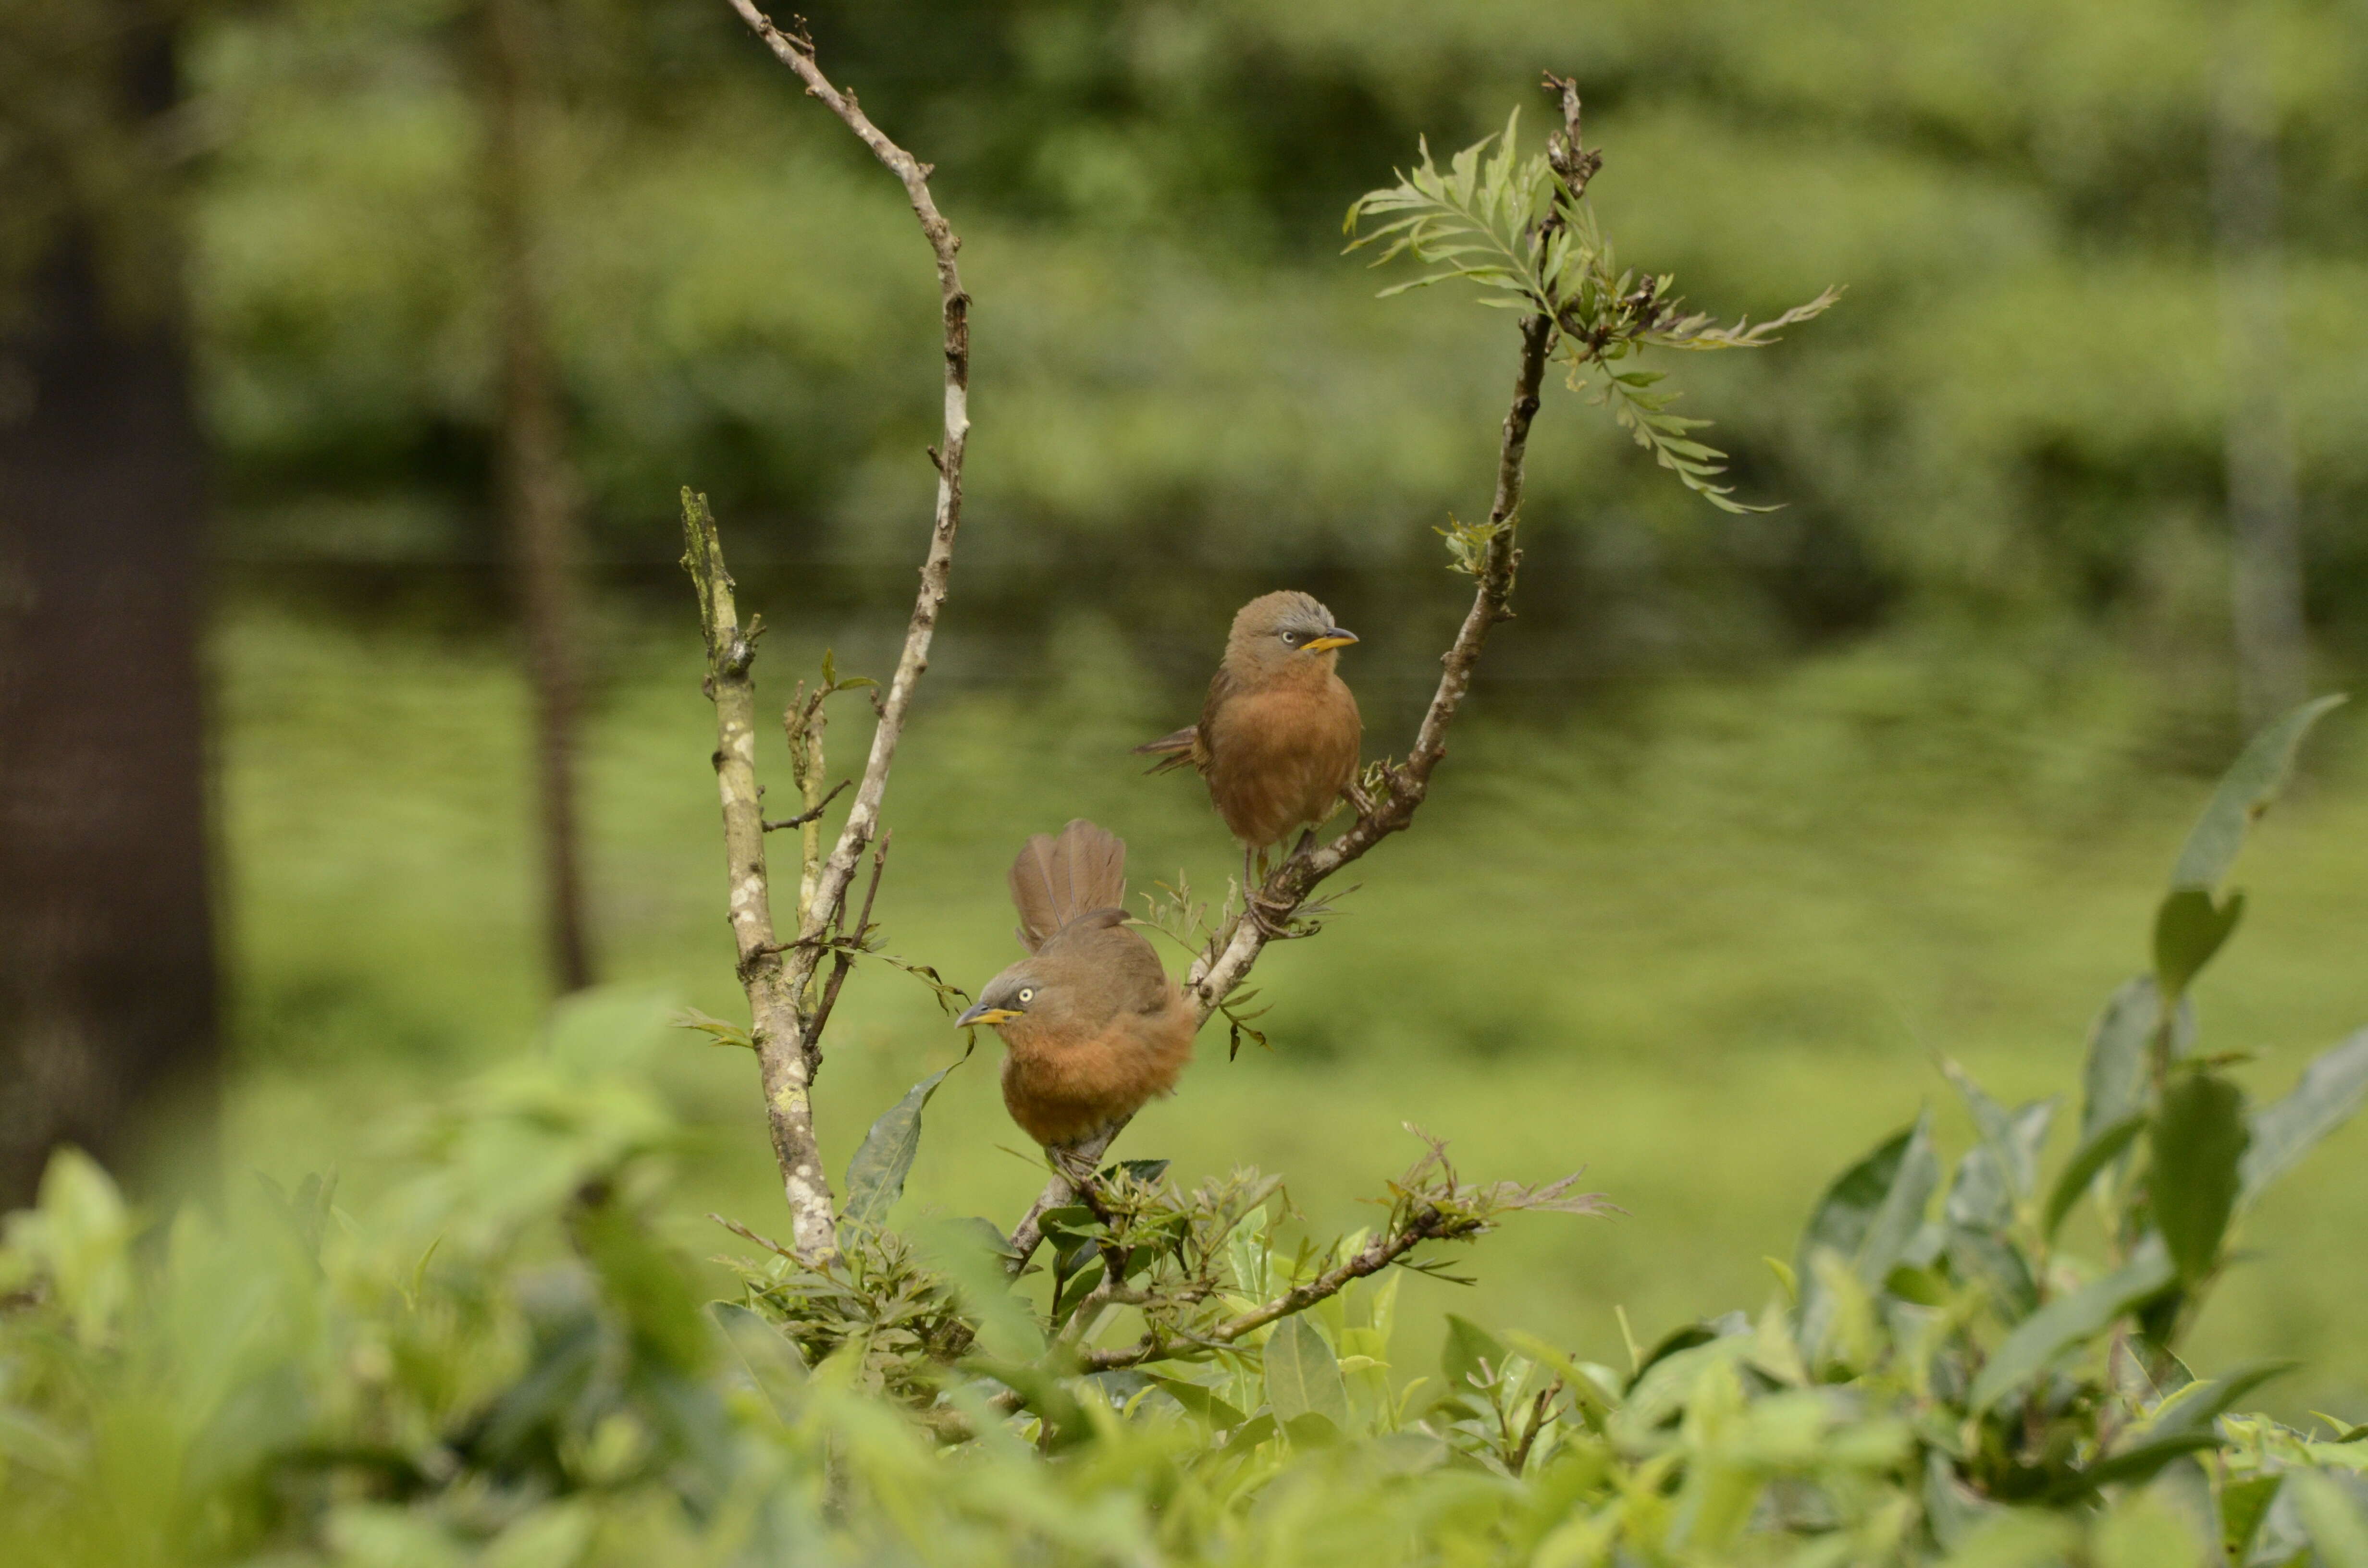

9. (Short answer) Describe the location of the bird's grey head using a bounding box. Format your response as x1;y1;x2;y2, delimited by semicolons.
1228;590;1357;674
955;968;1042;1029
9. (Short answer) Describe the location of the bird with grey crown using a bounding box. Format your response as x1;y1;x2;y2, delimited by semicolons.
956;820;1196;1152
1136;590;1362;931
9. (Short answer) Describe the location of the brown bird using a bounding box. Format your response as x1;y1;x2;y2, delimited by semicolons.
1135;590;1362;928
954;820;1196;1150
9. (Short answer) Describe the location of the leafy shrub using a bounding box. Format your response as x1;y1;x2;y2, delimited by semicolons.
5;704;2368;1565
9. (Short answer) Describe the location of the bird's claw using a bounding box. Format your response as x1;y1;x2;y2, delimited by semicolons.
1243;891;1306;940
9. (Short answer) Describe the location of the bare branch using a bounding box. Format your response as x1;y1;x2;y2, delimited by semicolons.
721;7;970;962
765;775;849;833
809;831;889;1044
709;1210;798;1263
1078;1206;1455;1374
681;491;839;1258
686;7;975;1261
784;682;831;924
1068;1143;1607;1376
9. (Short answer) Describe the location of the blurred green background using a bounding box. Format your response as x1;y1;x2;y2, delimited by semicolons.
181;0;2368;1415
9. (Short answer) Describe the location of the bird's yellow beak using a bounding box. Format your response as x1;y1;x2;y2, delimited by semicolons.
956;1004;1020;1028
1305;629;1358;652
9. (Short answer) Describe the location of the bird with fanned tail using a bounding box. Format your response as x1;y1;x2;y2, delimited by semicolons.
956;820;1196;1151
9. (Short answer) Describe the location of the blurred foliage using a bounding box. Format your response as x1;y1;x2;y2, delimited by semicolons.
185;0;2368;677
210;600;2368;1411
11;715;2368;1564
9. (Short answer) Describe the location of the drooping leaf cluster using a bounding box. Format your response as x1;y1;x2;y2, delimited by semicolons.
1346;102;1839;512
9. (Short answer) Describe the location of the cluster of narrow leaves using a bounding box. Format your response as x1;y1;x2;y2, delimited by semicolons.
1345;101;1838;511
720;1128;1610;1447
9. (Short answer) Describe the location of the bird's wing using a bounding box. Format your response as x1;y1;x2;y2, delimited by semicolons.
1136;663;1232;772
1009;820;1128;952
1194;662;1237;743
1106;926;1183;1020
1041;915;1176;1021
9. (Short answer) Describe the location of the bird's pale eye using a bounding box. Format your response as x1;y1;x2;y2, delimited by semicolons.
1281;631;1300;645
1017;987;1035;1004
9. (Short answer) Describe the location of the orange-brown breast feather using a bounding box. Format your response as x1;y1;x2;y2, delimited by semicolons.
995;920;1194;1145
1199;674;1361;849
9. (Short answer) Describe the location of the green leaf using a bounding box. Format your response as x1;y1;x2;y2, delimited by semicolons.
1440;1313;1505;1396
1265;1316;1349;1429
1283;1412;1342;1446
2220;1474;2282;1561
842;1054;967;1228
1885;1263;1949;1306
671;1006;753;1052
2151;1072;2251;1285
1941;1058;2041;1186
2043;1113;2147;1240
1626;1319;1728;1390
1967;1238;2176;1412
1052;1258;1107;1324
2049;1432;2226;1498
1946;1227;2038;1321
1034;1204;1096;1251
941;1214;1021;1263
710;1302;804;1423
916;1217;1046;1364
2153;888;2245;999
1944;1142;2012;1232
1502;1329;1616;1431
2142;1359;2295;1437
1939;1071;2055;1225
1924;1451;1998;1551
2240;1027;2368;1208
2082;976;2194;1141
1215;1411;1278;1460
570;1199;711;1376
2002;1100;2059;1199
2169;695;2346;891
1143;1373;1247;1431
2293;1471;2368;1568
1797;1112;1936;1285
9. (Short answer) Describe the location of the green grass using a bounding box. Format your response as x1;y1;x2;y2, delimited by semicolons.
215;604;2368;1418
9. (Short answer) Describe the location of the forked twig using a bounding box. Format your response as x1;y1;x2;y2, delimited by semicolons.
686;5;974;1261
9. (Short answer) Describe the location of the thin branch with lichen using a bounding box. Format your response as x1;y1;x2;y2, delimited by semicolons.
683;5;976;1262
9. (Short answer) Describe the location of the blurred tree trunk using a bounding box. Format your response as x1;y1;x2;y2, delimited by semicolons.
2210;14;2308;728
482;0;596;993
0;5;217;1207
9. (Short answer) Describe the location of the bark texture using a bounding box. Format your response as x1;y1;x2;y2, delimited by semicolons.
483;0;596;993
681;493;838;1254
0;13;215;1207
694;1;978;1260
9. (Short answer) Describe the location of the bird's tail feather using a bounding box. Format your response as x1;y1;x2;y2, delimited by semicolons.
1009;819;1127;952
1133;725;1198;775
